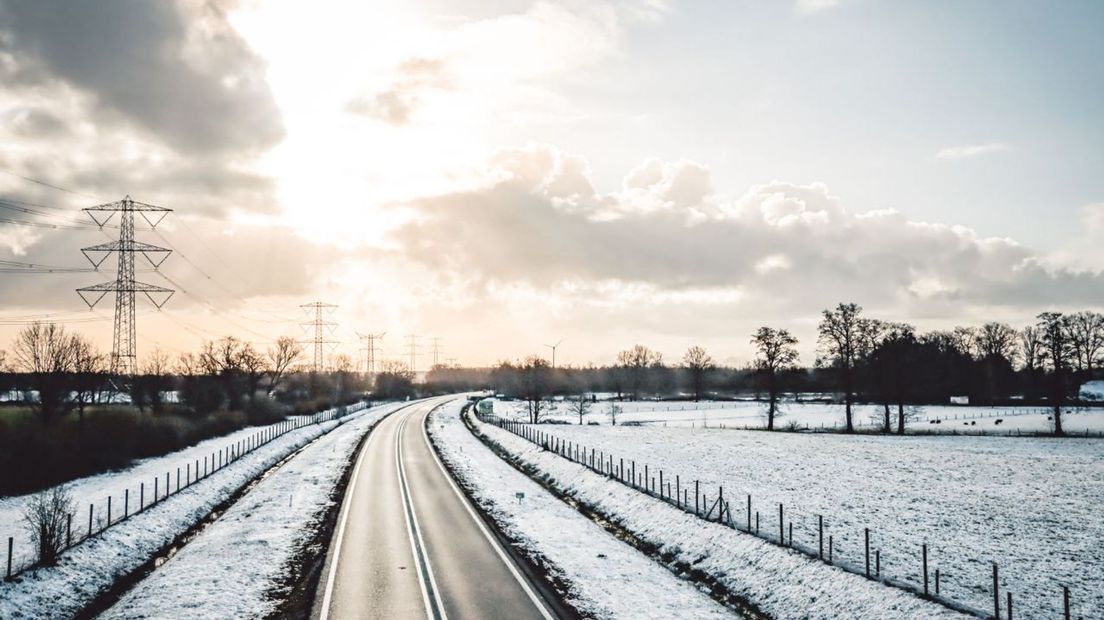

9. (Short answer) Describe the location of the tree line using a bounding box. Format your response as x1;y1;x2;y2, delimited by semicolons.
472;304;1103;436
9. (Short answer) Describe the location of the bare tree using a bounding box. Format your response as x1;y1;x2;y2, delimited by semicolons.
1066;311;1104;374
175;352;200;376
1037;312;1072;435
606;400;622;426
817;303;867;433
617;344;662;400
267;336;303;394
12;322;79;423
867;323;916;433
751;327;799;431
976;322;1018;361
682;345;715;401
71;335;105;421
568;391;592;424
951;326;980;359
238;343;267;399
520;356;554;423
22;486;74;565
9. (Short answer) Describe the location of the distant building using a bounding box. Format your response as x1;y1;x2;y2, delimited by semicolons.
949;395;969;405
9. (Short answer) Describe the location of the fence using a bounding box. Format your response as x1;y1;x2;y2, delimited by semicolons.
478;411;1087;620
4;401;370;581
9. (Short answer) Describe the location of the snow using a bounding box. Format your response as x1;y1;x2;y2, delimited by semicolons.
0;402;389;618
427;399;736;619
467;410;981;619
100;401;406;619
0;407;366;573
1081;380;1104;401
496;421;1104;620
487;398;1104;435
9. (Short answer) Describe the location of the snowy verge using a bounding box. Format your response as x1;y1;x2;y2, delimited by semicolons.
0;402;393;619
428;400;739;619
99;401;407;619
464;409;973;620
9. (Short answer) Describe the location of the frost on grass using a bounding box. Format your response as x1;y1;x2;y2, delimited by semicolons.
470;412;976;620
504;422;1103;619
428;399;734;619
0;402;389;619
100;402;405;619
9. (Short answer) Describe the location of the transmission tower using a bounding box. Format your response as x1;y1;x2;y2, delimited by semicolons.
300;301;338;372
405;334;419;375
76;196;174;376
356;331;385;374
431;336;442;368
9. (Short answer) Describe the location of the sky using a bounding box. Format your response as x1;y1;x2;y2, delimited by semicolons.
0;0;1102;369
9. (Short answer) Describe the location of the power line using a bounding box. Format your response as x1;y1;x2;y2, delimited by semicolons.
0;166;103;200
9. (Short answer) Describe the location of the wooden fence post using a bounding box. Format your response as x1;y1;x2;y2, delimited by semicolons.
818;515;823;559
88;503;93;537
993;563;1000;619
1007;592;1012;620
865;528;870;577
935;568;940;596
695;481;699;515
779;504;784;544
923;544;929;596
124;489;129;518
107;496;112;527
6;536;12;580
1063;585;1070;620
875;549;880;577
66;513;72;549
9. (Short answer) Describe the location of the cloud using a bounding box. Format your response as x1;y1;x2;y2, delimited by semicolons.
346;57;451;126
0;0;284;156
935;142;1012;160
794;0;840;15
389;144;1104;326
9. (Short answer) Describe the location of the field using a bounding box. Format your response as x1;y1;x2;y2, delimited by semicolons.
503;419;1104;619
490;398;1104;434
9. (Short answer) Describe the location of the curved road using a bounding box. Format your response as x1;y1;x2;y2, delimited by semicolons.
312;397;559;620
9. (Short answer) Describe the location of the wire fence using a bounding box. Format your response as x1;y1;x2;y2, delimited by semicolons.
478;411;1088;620
3;401;370;581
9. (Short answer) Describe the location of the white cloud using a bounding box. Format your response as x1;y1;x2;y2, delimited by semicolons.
935;142;1012;160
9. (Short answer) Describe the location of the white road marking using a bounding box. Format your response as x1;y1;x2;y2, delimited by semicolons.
419;400;556;620
396;409;449;620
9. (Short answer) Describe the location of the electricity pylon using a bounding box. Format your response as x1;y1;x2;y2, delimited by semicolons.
357;331;385;374
405;334;419;375
431;337;442;368
77;196;174;376
300;301;337;372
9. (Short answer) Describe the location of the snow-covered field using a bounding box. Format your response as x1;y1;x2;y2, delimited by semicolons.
0;402;392;618
501;422;1104;619
427;399;737;619
464;408;971;619
101;401;407;618
488;398;1104;434
0;406;365;573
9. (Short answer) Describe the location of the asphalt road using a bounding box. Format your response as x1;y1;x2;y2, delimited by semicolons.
312;397;559;620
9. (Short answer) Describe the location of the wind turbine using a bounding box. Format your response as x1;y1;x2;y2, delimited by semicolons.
544;339;563;369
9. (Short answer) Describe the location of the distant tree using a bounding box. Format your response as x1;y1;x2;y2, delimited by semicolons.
1066;311;1104;375
568;391;592;424
519;356;554;423
12;322;79;423
71;335;105;422
267;336;303;395
239;343;267;400
751;327;799;431
375;360;415;399
951;326;980;360
617;344;662;400
682;346;715;401
1018;326;1043;399
975;322;1017;402
1037;312;1072;435
867;323;917;433
607;400;622;426
817;303;868;432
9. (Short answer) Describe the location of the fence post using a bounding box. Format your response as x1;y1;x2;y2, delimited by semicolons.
779;504;784;544
828;535;833;564
140;482;145;510
176;467;180;493
88;503;93;537
935;568;940;596
818;515;823;559
6;536;12;580
756;511;760;535
1007;592;1012;620
923;544;929;596
864;528;871;577
66;513;72;549
789;522;793;548
107;496;112;527
1063;585;1070;620
993;563;1000;619
155;477;159;503
695;481;699;514
124;489;129;518
748;495;752;532
875;549;880;577
165;472;170;497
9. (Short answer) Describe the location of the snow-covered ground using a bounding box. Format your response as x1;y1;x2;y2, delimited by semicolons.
0;406;366;573
487;398;1104;434
100;401;407;619
427;399;737;619
464;408;972;619
0;402;392;619
499;422;1104;619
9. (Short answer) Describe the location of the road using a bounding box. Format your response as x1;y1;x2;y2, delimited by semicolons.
313;397;560;620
